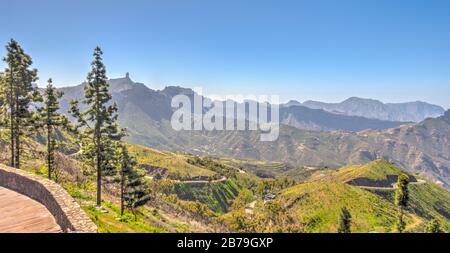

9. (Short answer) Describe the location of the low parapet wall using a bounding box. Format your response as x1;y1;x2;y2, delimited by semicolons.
0;164;97;233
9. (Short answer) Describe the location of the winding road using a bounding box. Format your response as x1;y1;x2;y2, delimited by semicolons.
172;176;228;185
354;179;427;190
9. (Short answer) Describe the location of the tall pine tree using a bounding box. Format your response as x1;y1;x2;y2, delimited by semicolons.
0;72;7;131
69;47;123;207
1;40;19;167
1;39;40;169
118;144;150;219
395;174;409;233
39;78;69;180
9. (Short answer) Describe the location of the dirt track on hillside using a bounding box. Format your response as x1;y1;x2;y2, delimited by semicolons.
354;179;426;190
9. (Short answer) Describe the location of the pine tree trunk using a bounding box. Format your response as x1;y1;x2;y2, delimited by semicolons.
9;109;14;168
14;129;20;169
14;101;20;169
400;208;404;233
96;134;102;207
121;168;124;216
95;76;102;207
47;124;52;180
397;206;405;233
9;72;15;168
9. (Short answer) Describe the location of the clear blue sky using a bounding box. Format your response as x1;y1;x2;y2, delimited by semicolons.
1;0;449;108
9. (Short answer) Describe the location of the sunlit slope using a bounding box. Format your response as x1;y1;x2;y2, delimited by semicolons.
333;160;450;229
333;160;406;182
276;160;450;232
280;181;403;232
127;143;216;179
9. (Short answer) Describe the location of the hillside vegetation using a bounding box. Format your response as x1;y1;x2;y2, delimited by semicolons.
280;182;400;232
1;132;449;233
269;160;450;232
127;144;217;180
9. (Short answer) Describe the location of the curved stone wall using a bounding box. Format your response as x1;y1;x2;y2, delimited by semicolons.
0;164;97;233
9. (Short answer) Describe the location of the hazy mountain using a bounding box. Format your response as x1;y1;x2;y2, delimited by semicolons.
283;100;302;107
280;105;407;132
302;97;445;122
58;75;407;132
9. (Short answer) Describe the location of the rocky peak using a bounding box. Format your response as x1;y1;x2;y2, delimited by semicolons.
107;73;136;93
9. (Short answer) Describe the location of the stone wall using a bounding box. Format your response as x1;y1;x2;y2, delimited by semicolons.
0;164;97;233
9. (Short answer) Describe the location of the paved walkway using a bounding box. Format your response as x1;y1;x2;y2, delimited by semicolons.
0;186;61;233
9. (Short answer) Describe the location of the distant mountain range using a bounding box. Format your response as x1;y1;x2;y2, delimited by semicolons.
58;75;410;132
56;75;450;188
300;97;445;122
280;105;407;132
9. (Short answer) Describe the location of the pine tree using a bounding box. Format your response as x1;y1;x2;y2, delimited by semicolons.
0;59;16;168
39;78;69;180
338;207;352;233
395;174;409;233
69;47;123;207
119;145;150;219
1;40;19;167
119;144;135;216
0;72;8;129
425;219;442;233
1;39;40;169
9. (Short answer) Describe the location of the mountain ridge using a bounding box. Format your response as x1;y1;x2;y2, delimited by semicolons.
302;97;445;122
57;76;413;132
